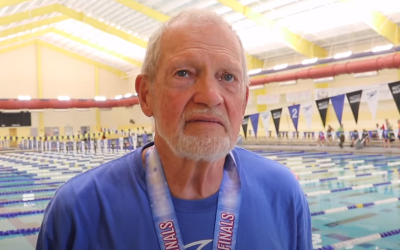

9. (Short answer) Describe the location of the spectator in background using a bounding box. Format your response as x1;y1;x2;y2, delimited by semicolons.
398;119;400;148
383;119;392;148
362;129;370;147
338;124;345;148
350;129;359;147
317;131;326;147
371;123;379;140
327;125;333;142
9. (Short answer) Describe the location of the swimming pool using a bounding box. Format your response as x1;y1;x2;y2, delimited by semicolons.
0;150;399;249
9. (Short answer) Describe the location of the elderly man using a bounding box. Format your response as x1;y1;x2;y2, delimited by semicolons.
37;9;312;250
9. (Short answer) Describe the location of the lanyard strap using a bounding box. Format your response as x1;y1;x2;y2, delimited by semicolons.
145;147;241;250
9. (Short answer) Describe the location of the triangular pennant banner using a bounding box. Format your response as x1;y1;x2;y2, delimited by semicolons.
302;103;314;130
346;90;362;124
316;98;330;128
364;87;380;120
288;104;300;131
331;94;345;125
260;111;271;138
388;81;400;115
242;115;249;139
249;113;260;139
271;108;283;134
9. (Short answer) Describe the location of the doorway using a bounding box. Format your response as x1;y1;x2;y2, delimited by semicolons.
9;128;17;148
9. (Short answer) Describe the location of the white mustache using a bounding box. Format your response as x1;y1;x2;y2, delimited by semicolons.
183;108;229;127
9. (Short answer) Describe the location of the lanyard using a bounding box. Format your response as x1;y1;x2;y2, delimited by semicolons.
145;147;241;250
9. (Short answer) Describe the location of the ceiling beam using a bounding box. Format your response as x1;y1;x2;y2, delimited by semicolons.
0;39;35;54
0;0;32;9
216;0;328;58
0;15;68;38
112;0;264;70
51;28;143;67
113;0;170;22
340;0;400;45
35;40;127;77
0;26;142;66
0;4;148;48
0;38;127;77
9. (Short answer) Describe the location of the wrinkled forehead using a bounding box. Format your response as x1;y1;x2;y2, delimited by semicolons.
159;22;243;64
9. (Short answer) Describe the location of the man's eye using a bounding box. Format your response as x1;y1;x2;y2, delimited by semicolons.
175;70;190;77
222;74;235;83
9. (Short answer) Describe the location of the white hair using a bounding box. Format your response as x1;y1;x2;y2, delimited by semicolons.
141;9;249;88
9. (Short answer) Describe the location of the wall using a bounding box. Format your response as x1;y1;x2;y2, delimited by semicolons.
1;38;399;139
0;44;150;138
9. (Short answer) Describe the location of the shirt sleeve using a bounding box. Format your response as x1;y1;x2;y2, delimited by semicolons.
296;189;313;250
36;184;83;250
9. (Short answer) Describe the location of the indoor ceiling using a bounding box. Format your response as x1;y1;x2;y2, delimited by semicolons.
0;0;399;77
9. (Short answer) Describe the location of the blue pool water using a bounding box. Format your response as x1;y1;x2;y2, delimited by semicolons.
0;150;399;249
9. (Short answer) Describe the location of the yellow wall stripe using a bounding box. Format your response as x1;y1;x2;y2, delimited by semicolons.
340;0;400;45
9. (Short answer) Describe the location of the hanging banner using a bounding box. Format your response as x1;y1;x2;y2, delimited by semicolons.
249;113;259;138
242;115;249;139
271;108;282;134
364;87;380;120
346;90;362;124
302;103;313;130
257;94;280;105
288;104;300;131
286;90;312;103
331;94;345;125
316;98;330;128
388;81;400;115
260;111;271;138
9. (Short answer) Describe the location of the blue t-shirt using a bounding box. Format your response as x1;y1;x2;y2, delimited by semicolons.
36;143;312;250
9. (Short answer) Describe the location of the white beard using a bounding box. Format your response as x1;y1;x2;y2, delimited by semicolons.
155;108;235;162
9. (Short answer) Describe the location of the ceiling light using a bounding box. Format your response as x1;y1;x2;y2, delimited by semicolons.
279;80;297;86
94;96;107;101
353;71;378;78
333;51;352;60
313;77;334;83
249;85;264;90
114;95;123;100
248;68;262;75
301;58;318;65
273;63;288;71
57;96;70;101
76;108;90;112
1;110;20;113
124;93;133;98
372;44;393;53
18;95;31;101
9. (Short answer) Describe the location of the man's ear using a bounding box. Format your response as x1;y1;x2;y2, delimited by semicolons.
241;86;249;116
135;74;154;117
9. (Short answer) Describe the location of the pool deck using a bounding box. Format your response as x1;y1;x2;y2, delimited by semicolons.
242;144;400;156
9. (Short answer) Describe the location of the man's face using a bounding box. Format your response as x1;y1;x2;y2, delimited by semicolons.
143;23;248;161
